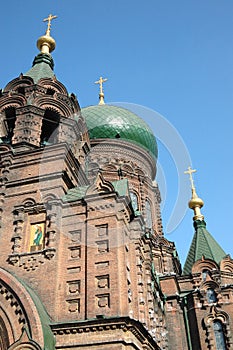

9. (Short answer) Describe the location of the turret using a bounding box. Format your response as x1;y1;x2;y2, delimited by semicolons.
183;167;226;274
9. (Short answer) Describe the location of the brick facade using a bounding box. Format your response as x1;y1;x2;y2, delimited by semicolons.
0;35;232;350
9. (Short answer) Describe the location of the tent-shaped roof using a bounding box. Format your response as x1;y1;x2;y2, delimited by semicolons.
183;219;226;274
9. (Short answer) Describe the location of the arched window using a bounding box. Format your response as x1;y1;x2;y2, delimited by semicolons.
130;192;139;214
213;321;227;350
202;269;210;281
206;288;217;303
145;200;152;229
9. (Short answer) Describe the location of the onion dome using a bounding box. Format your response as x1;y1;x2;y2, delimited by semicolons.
188;195;204;210
81;104;158;160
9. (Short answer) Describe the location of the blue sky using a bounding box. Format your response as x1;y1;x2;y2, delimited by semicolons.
0;1;232;265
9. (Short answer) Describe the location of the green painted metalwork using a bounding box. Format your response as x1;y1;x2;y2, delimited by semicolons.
81;105;158;159
25;53;55;83
15;275;55;350
63;179;129;202
111;179;129;197
183;220;226;274
62;186;89;202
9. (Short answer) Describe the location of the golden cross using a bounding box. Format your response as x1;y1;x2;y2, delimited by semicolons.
43;14;57;36
184;166;197;189
95;76;107;95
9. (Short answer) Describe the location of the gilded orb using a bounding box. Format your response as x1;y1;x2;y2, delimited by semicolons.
37;35;56;54
188;196;204;209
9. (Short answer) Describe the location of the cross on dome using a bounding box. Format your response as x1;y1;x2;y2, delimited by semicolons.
95;76;108;105
43;14;57;36
184;166;196;190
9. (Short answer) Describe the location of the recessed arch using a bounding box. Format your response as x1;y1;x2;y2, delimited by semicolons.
23;198;36;207
37;77;68;95
35;97;73;117
0;268;46;349
204;309;230;350
220;255;233;272
3;76;34;92
192;258;219;274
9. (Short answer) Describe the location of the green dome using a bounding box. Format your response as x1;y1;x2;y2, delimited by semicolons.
81;105;158;159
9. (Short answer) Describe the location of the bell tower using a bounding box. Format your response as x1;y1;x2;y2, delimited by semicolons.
0;14;88;156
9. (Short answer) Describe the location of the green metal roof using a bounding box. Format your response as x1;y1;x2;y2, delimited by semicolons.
11;272;55;350
63;179;129;202
62;186;89;202
25;53;55;83
111;179;129;197
81;105;158;160
183;220;226;274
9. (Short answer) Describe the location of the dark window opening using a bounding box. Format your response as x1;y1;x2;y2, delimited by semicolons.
3;107;16;142
40;109;60;145
46;88;55;96
17;86;25;95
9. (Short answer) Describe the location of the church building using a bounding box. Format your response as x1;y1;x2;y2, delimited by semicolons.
0;15;232;350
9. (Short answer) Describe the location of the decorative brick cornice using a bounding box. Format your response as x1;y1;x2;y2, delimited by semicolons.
89;139;156;180
51;316;160;349
8;248;56;270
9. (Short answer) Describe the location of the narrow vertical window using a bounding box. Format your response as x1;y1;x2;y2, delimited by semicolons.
206;288;217;303
213;321;227;350
130;192;139;213
202;269;210;281
145;200;152;229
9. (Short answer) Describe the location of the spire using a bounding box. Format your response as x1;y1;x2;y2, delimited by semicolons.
37;14;57;54
183;166;226;274
95;76;108;105
25;15;57;83
184;166;204;221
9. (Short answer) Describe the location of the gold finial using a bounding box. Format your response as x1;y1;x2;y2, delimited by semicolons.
184;166;204;221
95;76;108;105
43;14;57;36
37;14;57;54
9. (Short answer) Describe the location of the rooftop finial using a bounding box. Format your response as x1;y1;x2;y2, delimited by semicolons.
184;166;196;190
43;14;58;36
184;166;204;221
95;76;108;105
37;14;57;54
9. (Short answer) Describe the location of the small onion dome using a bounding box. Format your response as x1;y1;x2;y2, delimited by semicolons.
188;190;204;210
37;35;56;54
